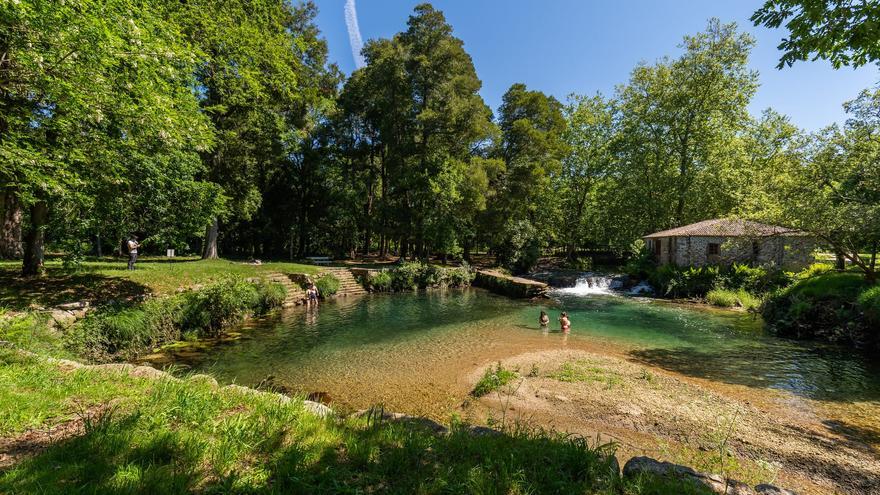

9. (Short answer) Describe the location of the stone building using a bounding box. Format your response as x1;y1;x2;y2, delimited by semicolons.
643;219;815;269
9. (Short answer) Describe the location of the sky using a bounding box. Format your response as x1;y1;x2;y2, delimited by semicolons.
314;0;879;131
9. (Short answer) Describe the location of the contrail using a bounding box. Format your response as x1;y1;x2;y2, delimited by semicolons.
344;0;365;69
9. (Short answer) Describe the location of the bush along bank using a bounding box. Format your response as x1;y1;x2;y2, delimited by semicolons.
66;277;286;362
360;262;475;292
762;270;880;349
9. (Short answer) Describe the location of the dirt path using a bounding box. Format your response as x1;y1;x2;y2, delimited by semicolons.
461;350;880;495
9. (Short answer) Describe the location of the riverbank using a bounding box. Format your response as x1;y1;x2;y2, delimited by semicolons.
0;347;716;494
463;349;880;495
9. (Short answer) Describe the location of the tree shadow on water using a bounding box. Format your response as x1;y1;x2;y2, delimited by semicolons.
627;345;880;404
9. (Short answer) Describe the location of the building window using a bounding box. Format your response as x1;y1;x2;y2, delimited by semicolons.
707;243;720;256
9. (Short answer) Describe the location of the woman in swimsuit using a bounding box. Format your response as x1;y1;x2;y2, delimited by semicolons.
559;312;571;333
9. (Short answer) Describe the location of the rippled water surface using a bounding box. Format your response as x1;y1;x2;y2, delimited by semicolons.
159;289;880;430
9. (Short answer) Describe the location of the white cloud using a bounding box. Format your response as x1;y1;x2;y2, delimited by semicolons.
344;0;365;69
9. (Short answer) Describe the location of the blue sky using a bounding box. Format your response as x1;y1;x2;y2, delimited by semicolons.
314;0;879;131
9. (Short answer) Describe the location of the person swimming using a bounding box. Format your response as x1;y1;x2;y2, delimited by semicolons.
559;312;571;333
539;310;550;327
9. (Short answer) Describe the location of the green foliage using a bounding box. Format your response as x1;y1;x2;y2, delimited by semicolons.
796;263;835;280
382;262;476;292
706;289;761;310
67;277;284;362
624;239;655;278
0;313;63;357
648;263;789;299
364;271;393;292
752;0;880;68
762;272;877;348
858;286;880;326
496;220;543;274
472;362;519;397
550;361;622;388
314;274;340;297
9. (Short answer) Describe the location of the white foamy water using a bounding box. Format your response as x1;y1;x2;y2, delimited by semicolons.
555;274;624;296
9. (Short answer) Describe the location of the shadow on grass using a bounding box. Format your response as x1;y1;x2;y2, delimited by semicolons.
0;267;149;311
0;409;642;495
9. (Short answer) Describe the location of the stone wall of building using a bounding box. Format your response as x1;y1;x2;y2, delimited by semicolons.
655;235;814;270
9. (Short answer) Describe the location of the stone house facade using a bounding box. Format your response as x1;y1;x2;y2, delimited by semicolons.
644;219;815;270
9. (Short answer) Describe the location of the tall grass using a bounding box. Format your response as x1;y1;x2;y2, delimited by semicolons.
706;289;761;310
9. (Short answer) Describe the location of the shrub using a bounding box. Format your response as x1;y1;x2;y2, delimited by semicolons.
858;285;880;327
178;277;258;336
795;262;834;280
366;271;393;292
253;281;286;314
497;220;542;274
314;273;340;297
67;277;282;362
624;239;654;278
762;273;876;348
706;288;761;310
384;262;475;292
443;263;475;288
647;263;790;298
472;362;518;397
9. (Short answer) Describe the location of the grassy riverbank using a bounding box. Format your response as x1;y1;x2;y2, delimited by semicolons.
0;258;320;311
0;347;708;494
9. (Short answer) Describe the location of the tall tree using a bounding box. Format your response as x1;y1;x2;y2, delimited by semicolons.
559;94;616;259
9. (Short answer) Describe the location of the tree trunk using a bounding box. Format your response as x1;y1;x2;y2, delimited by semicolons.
835;252;846;271
22;201;48;276
0;188;23;259
202;218;219;259
95;232;102;257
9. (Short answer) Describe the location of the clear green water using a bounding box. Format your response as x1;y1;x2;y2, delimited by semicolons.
160;289;880;421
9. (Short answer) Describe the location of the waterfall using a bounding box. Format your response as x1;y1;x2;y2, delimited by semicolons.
555;273;624;296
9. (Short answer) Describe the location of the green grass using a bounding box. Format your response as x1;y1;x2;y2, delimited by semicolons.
550;361;622;388
0;352;711;494
0;258;319;311
472;362;519;397
705;289;761;310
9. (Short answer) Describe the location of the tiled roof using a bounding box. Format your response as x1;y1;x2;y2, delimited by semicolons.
643;218;799;239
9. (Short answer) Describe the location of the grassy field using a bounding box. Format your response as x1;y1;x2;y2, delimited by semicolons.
0;258;320;311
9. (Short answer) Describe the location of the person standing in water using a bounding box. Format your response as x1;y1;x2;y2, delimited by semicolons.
539;310;550;327
559;312;571;333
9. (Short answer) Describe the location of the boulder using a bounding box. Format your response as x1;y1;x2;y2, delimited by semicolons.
130;365;171;380
623;456;754;495
303;400;333;418
188;374;219;388
754;485;798;495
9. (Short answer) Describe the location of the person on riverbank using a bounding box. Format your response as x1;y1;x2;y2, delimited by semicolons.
126;235;139;271
308;283;320;304
559;312;571;333
539;310;550;327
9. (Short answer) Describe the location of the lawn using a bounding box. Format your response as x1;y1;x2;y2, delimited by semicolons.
0;258;320;311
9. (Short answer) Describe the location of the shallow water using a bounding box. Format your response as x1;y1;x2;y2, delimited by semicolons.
157;289;880;437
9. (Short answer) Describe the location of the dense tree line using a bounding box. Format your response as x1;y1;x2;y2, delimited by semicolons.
1;1;877;278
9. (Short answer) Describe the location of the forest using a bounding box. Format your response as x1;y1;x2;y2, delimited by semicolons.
1;1;878;280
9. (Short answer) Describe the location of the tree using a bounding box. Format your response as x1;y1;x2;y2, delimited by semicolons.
1;0;215;275
483;83;566;270
559;94;616;259
759;89;880;282
752;0;880;69
607;19;757;249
